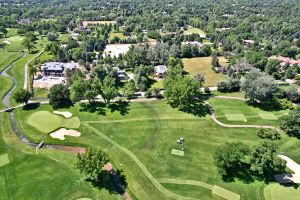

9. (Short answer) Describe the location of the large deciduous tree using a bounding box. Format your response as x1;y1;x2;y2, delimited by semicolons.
48;84;71;108
101;76;118;104
241;68;277;103
13;89;32;104
281;108;300;137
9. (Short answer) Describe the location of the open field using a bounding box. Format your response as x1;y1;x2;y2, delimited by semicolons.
182;57;227;86
109;32;128;41
13;99;300;199
184;27;206;38
81;20;116;28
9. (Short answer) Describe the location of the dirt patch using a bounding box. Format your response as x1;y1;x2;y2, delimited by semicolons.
55;145;86;154
53;111;72;118
50;128;81;140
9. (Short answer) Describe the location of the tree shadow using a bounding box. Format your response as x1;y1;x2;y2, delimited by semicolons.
22;103;40;111
247;101;281;112
108;100;130;115
79;102;106;115
86;169;128;195
178;99;210;117
222;166;255;184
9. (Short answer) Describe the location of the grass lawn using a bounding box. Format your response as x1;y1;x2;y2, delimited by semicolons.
211;91;245;98
109;32;128;42
0;75;121;199
0;35;25;52
151;79;164;89
38;51;55;64
33;88;49;98
208;98;289;127
0;51;22;72
182;57;226;86
184;27;206;38
27;111;80;133
0;76;13;109
58;33;70;42
264;183;300;200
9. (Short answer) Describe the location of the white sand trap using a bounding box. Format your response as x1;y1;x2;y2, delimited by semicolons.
53;111;72;118
50;128;81;140
3;40;11;44
275;155;300;184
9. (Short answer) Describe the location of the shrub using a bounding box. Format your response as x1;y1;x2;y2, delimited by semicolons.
276;98;295;110
257;129;281;140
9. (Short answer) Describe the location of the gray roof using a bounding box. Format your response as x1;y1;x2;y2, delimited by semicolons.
42;62;77;71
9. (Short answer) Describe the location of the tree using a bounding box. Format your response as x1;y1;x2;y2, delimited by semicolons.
48;84;71;108
281;108;300;137
22;37;34;52
13;89;31;104
47;32;58;41
214;142;250;180
70;77;86;103
265;59;280;75
286;84;300;103
76;148;109;181
241;68;277;103
164;65;200;109
123;80;136;99
257;128;281;140
250;141;286;180
211;52;220;68
101;76;118;104
194;73;205;86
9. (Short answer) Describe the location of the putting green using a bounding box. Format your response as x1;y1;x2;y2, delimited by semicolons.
258;113;278;120
225;114;246;121
171;149;184;156
0;154;9;167
27;111;80;133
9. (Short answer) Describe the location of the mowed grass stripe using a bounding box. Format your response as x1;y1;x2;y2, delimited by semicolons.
158;178;213;190
0;154;9;167
212;185;240;200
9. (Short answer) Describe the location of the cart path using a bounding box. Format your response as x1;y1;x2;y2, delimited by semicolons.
275;155;300;184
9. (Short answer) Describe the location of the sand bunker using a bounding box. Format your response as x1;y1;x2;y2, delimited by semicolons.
50;128;81;140
53;111;72;118
3;40;11;44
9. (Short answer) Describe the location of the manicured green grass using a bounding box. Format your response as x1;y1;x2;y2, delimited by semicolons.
0;35;25;52
212;185;240;200
225;114;247;121
209;98;288;127
14;99;300;199
184;27;206;38
0;154;9;167
58;33;70;42
0;83;121;200
38;51;55;64
0;76;13;109
211;91;245;98
264;183;300;200
258;113;278;120
27;111;80;133
0;51;22;72
182;57;226;86
151;79;164;89
109;32;128;42
171;149;184;156
33;88;49;98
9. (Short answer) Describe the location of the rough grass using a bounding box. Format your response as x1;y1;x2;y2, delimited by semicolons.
0;35;24;52
33;88;49;98
27;111;80;133
182;57;226;86
264;183;300;200
109;32;128;41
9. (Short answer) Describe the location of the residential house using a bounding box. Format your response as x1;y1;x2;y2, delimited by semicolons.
41;62;77;77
